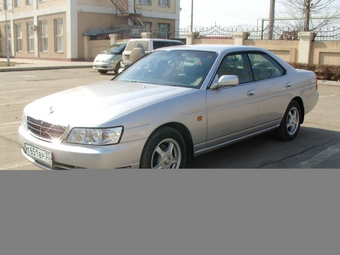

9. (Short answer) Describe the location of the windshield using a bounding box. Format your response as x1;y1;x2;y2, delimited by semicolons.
102;43;126;54
115;50;217;88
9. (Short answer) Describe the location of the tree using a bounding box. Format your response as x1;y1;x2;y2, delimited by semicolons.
277;0;340;31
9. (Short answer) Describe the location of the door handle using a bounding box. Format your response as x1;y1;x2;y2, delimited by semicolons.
285;82;293;88
247;89;257;96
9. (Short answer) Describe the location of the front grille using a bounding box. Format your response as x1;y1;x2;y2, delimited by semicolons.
27;116;66;141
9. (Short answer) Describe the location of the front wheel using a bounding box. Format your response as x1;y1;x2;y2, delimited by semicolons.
274;100;301;141
140;127;187;169
114;61;121;74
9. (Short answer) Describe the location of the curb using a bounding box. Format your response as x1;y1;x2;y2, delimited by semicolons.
318;80;340;87
0;65;93;72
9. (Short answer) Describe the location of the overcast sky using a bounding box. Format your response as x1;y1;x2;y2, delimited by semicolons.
180;0;274;28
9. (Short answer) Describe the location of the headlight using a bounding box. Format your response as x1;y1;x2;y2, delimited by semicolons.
22;112;28;130
66;127;123;145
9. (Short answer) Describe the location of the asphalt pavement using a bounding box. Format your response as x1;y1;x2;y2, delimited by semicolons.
0;57;339;87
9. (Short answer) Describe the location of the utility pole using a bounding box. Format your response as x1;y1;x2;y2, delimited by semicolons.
268;0;275;39
190;0;193;32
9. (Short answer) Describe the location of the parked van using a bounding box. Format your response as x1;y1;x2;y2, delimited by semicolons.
120;39;184;70
93;42;127;74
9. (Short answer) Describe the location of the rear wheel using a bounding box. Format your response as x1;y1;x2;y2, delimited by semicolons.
140;127;186;169
274;100;301;141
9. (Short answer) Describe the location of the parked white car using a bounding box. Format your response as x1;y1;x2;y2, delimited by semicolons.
93;42;127;74
19;45;319;169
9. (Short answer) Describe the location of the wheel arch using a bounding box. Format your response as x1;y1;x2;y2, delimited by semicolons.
150;122;194;165
292;96;305;124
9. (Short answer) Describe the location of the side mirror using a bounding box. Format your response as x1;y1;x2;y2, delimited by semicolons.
210;75;239;89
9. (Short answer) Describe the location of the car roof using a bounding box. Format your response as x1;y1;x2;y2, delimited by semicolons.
155;44;269;54
127;38;183;42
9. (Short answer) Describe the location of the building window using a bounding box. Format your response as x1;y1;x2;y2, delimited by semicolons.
159;0;169;7
14;0;21;7
16;24;22;52
39;0;47;2
27;23;34;52
5;0;11;9
40;20;48;52
158;23;170;38
55;19;63;52
26;0;33;5
139;0;151;4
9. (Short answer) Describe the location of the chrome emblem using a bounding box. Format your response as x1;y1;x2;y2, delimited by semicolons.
49;106;55;115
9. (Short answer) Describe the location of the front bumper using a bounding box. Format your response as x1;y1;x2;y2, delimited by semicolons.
18;125;145;170
93;60;119;71
93;64;115;71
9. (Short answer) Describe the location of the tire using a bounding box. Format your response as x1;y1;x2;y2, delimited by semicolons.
114;61;121;74
274;100;301;141
98;70;108;74
140;127;187;169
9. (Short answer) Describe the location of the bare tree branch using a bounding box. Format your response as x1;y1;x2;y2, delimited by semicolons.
277;0;340;31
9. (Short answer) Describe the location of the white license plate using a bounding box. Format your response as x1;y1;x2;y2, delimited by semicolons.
24;144;53;166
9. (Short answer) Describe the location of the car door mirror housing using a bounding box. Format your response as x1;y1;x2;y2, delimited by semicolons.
210;75;239;89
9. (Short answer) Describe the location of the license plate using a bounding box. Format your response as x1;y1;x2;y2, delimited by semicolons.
24;144;53;166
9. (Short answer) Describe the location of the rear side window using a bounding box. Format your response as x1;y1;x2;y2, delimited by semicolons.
153;41;184;50
248;53;285;81
125;41;148;51
153;41;168;50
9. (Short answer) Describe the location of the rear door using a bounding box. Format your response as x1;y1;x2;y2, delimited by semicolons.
247;52;292;129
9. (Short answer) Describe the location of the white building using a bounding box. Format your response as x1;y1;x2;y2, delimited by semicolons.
0;0;181;60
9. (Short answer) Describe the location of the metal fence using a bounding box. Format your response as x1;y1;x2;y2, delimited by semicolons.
176;25;340;41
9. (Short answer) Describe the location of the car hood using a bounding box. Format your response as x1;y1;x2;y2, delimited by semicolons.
24;80;194;127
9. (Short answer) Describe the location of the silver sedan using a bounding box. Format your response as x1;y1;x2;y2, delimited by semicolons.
18;45;319;169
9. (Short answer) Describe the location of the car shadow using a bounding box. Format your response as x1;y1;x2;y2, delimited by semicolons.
186;126;340;169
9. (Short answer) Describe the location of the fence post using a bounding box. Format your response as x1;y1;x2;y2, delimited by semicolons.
233;32;249;45
109;34;118;45
141;32;151;39
298;32;314;64
83;35;90;61
186;32;196;45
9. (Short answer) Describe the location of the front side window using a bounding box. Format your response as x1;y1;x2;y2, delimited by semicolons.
27;23;34;52
55;19;63;52
16;24;22;52
159;0;169;7
40;20;48;52
248;53;285;81
216;54;253;84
